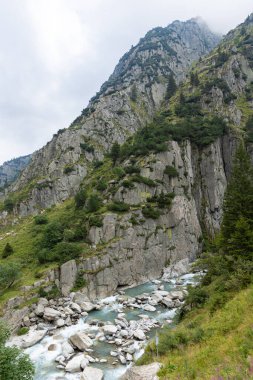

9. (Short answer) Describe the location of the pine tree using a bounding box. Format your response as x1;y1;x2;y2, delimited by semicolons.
110;142;120;165
165;73;177;100
221;142;253;255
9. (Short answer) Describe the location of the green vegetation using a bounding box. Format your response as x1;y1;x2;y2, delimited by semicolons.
0;321;34;380
71;272;87;292
2;243;14;259
0;263;21;293
63;164;75;175
139;143;253;378
142;205;161;219
147;192;174;209
165;73;177;100
131;175;157;187
17;327;29;336
107;201;130;212
164;165;178;177
109;142;120;165
34;215;48;225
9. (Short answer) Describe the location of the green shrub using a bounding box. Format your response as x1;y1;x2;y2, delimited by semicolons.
131;175;157;187
109;142;120;165
17;327;29;336
93;160;103;169
86;194;102;212
147;192;174;209
80;142;94;153
52;242;82;263
107;201;130;212
164;165;178;177
34;215;48;225
0;262;21;291
41;221;65;249
75;189;87;209
142;205;161;219
2;243;14;259
122;180;135;189
96;179;107;192
129;215;139;225
124;165;141;174
63;228;77;242
72;272;87;291
3;198;14;212
113;166;125;179
38;287;48;297
89;215;103;227
63;164;75;174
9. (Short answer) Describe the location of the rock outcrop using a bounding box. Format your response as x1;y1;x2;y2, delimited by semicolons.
8;18;220;214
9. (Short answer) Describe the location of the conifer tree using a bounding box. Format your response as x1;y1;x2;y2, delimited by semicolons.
165;73;177;100
220;142;253;256
110;142;120;165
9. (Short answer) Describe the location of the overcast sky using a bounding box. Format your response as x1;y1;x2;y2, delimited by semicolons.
0;0;252;165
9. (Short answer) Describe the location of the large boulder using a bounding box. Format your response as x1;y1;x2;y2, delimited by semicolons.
103;325;118;335
60;259;77;296
21;330;47;348
81;367;104;380
69;332;93;351
65;354;88;373
120;362;161;380
43;307;61;321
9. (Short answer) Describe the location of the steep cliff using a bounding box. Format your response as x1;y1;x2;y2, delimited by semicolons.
8;18;220;213
1;15;253;306
0;155;31;191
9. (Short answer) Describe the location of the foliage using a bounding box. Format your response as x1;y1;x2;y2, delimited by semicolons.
2;243;14;259
220;143;253;254
164;165;178;177
245;115;253;142
63;164;75;174
96;179;107;192
0;263;21;292
190;71;200;86
122;180;135;189
112;166;125;179
3;198;14;213
74;189;87;209
89;215;103;227
38;242;82;264
107;201;130;212
124;165;140;174
71;272;87;292
142;205;161;219
147;192;174;209
0;323;33;379
80;142;94;153
120;115;226;160
40;221;65;249
17;327;29;336
86;194;102;212
131;175;157;187
34;215;48;225
109;142;120;165
165;73;177;100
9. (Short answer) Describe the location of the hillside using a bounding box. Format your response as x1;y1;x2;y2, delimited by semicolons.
0;13;252;358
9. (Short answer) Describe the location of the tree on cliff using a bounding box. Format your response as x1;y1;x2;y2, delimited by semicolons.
220;142;253;259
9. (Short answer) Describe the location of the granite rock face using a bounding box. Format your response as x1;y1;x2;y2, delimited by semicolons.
8;18;220;214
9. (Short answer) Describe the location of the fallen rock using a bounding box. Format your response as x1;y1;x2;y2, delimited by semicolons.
120;362;161;380
43;307;61;321
21;330;47;348
103;325;118;335
69;332;93;351
133;329;146;340
81;366;104;380
65;354;86;373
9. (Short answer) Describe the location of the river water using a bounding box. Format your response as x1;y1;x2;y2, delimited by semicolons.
21;273;198;380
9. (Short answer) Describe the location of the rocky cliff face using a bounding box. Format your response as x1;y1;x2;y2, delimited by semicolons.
0;155;31;191
2;15;253;303
8;18;220;214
